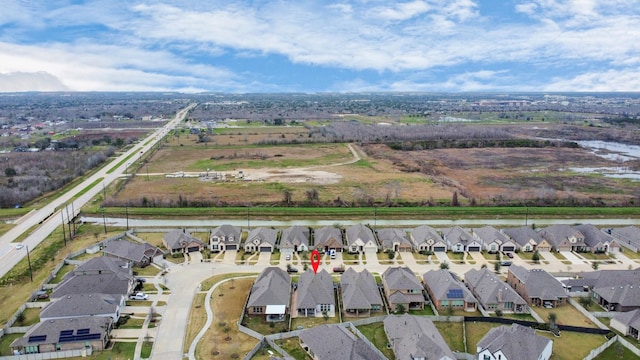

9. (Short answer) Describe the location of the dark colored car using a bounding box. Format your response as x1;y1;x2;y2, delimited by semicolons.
500;260;513;266
286;266;299;273
505;252;514;259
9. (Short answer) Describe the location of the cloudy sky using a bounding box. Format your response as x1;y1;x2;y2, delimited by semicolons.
1;0;639;92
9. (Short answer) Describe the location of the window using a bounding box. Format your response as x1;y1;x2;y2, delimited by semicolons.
504;302;513;309
484;356;491;360
320;304;332;312
253;307;263;313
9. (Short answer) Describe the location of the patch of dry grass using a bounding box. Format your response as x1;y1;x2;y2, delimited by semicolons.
531;303;597;328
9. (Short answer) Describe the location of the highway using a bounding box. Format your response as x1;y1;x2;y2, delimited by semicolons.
0;103;196;278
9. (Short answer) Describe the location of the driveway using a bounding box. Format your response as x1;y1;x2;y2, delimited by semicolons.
467;251;488;267
257;251;272;265
364;249;379;266
399;251;418;269
561;251;587;265
223;250;237;264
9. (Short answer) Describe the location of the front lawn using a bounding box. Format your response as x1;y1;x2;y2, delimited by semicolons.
134;266;161;276
357;322;395;359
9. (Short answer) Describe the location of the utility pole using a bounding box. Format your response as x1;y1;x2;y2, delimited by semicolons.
126;205;129;231
66;204;72;240
60;210;66;245
102;208;107;234
247;206;250;230
26;245;33;282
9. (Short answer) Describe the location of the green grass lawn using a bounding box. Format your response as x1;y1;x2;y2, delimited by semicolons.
465;322;503;353
51;264;75;283
291;315;340;330
357;322;395;359
408;306;435;316
620;249;640;260
579;252;616;260
141;341;153;358
532;304;597;328
275;337;309;360
14;307;40;327
593;342;640;359
552;252;567;260
0;333;23;356
243;315;289;335
117;316;145;329
538;331;607;360
434;321;465;352
491;312;537;322
447;252;464;261
134;266;161;277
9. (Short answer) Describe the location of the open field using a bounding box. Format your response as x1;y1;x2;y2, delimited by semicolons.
194;278;257;360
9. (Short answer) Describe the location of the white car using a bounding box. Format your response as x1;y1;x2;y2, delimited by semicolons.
15;244;24;250
130;292;148;300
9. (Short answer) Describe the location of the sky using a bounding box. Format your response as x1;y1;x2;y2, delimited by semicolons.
1;0;639;93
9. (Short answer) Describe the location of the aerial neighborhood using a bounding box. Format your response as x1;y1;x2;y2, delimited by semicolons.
6;221;640;359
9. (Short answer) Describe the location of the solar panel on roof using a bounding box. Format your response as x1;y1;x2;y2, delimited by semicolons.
60;330;74;336
447;288;464;299
77;328;90;335
28;335;46;343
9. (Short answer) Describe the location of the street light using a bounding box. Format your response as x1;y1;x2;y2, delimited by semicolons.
23;245;33;282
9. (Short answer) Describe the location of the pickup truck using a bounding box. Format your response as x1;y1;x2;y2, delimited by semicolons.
129;292;148;300
332;265;345;273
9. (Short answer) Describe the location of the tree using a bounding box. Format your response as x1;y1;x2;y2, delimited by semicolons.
282;190;292;206
322;310;329;322
494;261;501;273
440;261;449;270
592;261;600;270
578;296;593;310
223;326;231;341
396;304;406;313
532;250;540;264
451;191;460;206
4;168;16;177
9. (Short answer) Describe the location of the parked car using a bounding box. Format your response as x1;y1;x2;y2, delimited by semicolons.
500;260;512;266
135;277;147;283
505;252;514;259
286;264;298;273
333;265;345;273
285;254;291;261
33;290;48;300
129;292;148;300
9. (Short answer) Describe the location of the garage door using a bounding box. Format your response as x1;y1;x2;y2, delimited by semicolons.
226;244;237;250
259;246;272;252
502;246;515;252
467;246;481;252
433;246;446;252
187;246;200;252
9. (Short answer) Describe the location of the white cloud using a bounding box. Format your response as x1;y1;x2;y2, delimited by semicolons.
0;71;68;92
545;68;640;91
368;1;431;21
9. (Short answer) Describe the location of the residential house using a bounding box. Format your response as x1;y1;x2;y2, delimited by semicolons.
163;229;205;255
611;309;640;340
345;224;378;253
382;267;424;312
279;225;310;254
561;269;640;311
409;225;446;252
340;268;383;317
299;324;385;360
574;224;620;253
538;224;586;252
476;324;553;360
102;239;163;267
209;224;242;252
506;265;568;307
384;314;456;360
377;228;413;252
609;226;640;252
11;317;112;354
246;267;291;321
502;226;547;252
313;226;344;253
473;226;516;252
465;268;528;314
244;227;278;253
442;226;481;252
423;269;477;312
40;293;125;322
51;257;134;299
296;269;335;317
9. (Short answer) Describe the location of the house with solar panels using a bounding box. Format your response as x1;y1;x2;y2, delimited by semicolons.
10;317;112;355
423;269;477;312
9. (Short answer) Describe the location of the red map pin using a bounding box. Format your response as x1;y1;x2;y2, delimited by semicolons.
310;249;321;274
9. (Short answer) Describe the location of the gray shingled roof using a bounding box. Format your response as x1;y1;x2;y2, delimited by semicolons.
341;268;382;311
247;267;291;308
409;225;443;248
477;324;551;360
502;226;543;247
279;226;310;249
103;239;161;263
464;268;526;308
423;269;476;304
384;314;455;360
508;265;567;301
299;324;385;360
40;293;123;320
613;309;640;330
296;269;335;309
561;269;640;290
210;224;242;244
246;227;278;247
574;224;617;249
594;284;640;306
313;226;343;248
610;226;640;250
53;257;133;299
382;267;422;292
377;228;412;249
163;229;204;250
539;224;585;248
473;226;510;245
11;317;112;348
345;224;376;247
